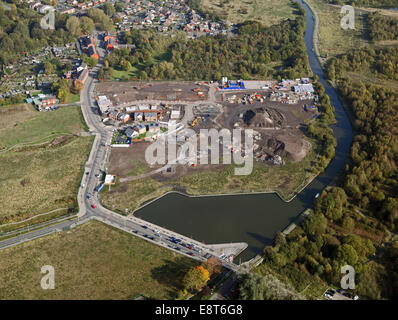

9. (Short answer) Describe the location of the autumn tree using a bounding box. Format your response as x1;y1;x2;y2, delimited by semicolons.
183;266;210;292
202;257;222;276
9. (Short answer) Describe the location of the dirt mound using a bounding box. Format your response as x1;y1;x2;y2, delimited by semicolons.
49;136;70;147
275;133;312;161
242;107;284;128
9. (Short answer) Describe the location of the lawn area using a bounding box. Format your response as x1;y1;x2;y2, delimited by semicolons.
0;220;196;299
0;104;92;224
112;68;138;80
67;93;81;104
0;105;87;150
307;0;363;59
201;0;299;26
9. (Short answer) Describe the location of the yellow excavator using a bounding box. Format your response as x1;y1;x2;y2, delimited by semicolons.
190;116;200;127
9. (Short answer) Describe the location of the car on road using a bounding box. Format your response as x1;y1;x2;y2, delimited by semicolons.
187;252;194;256
324;293;333;300
86;194;91;199
91;204;96;209
142;225;148;229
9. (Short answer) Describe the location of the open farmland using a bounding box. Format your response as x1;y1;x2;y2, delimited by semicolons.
0;105;92;224
0;221;196;300
200;0;299;26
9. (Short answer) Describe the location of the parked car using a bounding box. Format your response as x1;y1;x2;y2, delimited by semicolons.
91;204;96;209
324;293;333;299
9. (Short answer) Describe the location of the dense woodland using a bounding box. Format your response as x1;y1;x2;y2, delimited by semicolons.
367;12;398;41
103;3;310;81
258;48;398;300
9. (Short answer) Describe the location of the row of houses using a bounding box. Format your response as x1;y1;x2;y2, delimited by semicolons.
64;62;89;88
26;94;59;111
104;32;117;51
75;0;106;10
79;36;99;60
108;110;159;123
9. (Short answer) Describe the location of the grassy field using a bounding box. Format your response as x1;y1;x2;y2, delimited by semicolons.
307;0;363;59
0;221;196;299
0;105;87;150
201;0;299;26
0;104;92;224
67;93;81;104
0;136;93;222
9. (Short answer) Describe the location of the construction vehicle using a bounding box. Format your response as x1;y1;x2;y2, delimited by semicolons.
189;116;200;127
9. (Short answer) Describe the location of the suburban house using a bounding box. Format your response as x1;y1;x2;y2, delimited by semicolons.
74;68;88;88
125;126;139;139
104;32;117;51
148;122;160;133
134;112;144;121
118;113;130;123
134;124;146;135
144;112;158;122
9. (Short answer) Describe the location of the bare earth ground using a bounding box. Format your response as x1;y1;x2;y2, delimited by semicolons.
96;81;209;104
0;220;196;300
